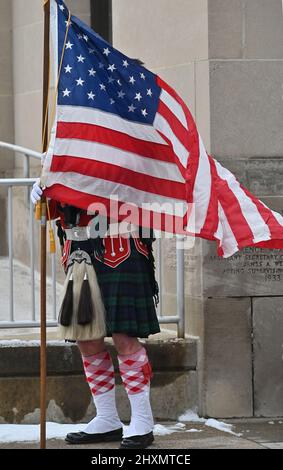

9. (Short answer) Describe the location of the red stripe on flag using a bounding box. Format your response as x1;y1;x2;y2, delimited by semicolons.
50;155;186;200
151;129;187;180
210;158;255;245
199;156;218;238
44;184;188;234
158;100;190;153
56;121;177;166
157;77;201;202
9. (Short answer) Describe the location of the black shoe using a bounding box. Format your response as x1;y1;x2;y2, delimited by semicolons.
120;431;154;449
65;427;123;444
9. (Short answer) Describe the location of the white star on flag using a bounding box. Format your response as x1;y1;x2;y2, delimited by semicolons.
76;77;85;86
88;68;96;76
87;91;95;100
118;91;125;99
65;41;73;49
128;104;136;112
134;92;142;101
108;64;116;72
64;64;72;73
141;108;148;117
99;84;106;91
103;48;111;56
123;60;129;67
129;76;136;85
62;88;71;97
77;55;86;63
147;88;153;97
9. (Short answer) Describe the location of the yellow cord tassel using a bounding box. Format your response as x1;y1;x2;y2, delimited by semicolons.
46;200;56;254
35;201;41;220
49;227;56;254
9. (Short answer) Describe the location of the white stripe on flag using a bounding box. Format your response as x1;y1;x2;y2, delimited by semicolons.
215;201;239;258
190;136;211;233
57;105;168;145
54;138;185;183
271;210;283;226
153;112;189;168
160;89;188;129
45;171;188;215
214;160;272;242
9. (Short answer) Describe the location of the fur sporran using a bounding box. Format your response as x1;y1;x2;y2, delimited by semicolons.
58;250;106;341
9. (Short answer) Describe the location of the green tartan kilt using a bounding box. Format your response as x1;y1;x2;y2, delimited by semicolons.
71;238;160;338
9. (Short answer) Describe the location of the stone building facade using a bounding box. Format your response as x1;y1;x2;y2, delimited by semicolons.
0;0;283;417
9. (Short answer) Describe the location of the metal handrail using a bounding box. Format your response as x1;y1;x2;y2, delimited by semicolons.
0;178;36;186
0;141;41;181
0;141;42;159
0;177;58;327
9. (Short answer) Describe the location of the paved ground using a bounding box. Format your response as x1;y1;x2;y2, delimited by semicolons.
1;419;283;449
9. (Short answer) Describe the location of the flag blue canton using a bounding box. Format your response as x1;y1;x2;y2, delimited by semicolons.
56;1;161;125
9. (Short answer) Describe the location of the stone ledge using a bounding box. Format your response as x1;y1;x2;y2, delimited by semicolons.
0;338;197;377
0;372;198;423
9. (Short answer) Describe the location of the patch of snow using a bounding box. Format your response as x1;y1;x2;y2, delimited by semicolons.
178;409;242;437
0;423;83;443
0;339;65;348
268;421;275;425
178;409;205;423
153;422;186;436
0;421;189;443
205;419;242;437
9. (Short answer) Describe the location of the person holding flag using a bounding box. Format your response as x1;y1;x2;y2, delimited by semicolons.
33;0;283;450
31;186;160;450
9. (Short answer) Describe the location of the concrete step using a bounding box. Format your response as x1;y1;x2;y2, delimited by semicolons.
0;337;198;423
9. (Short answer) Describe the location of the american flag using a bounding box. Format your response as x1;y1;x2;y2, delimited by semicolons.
43;0;283;257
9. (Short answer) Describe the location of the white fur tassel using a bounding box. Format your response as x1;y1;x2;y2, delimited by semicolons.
58;261;106;341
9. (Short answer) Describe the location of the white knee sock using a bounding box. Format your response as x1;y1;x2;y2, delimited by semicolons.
84;387;122;434
118;347;154;437
82;350;123;434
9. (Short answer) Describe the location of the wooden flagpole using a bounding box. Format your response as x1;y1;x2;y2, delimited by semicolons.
40;0;50;450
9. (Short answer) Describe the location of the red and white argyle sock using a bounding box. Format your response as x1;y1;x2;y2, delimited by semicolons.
82;350;122;434
118;346;154;437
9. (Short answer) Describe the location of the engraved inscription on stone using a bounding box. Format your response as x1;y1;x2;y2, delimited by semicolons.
210;248;283;283
204;244;283;297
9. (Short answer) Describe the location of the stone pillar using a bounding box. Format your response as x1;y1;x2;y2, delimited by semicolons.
190;0;283;417
0;0;14;174
0;1;14;255
112;1;283;418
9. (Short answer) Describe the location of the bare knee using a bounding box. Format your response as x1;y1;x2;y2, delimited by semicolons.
112;333;141;355
77;338;106;356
